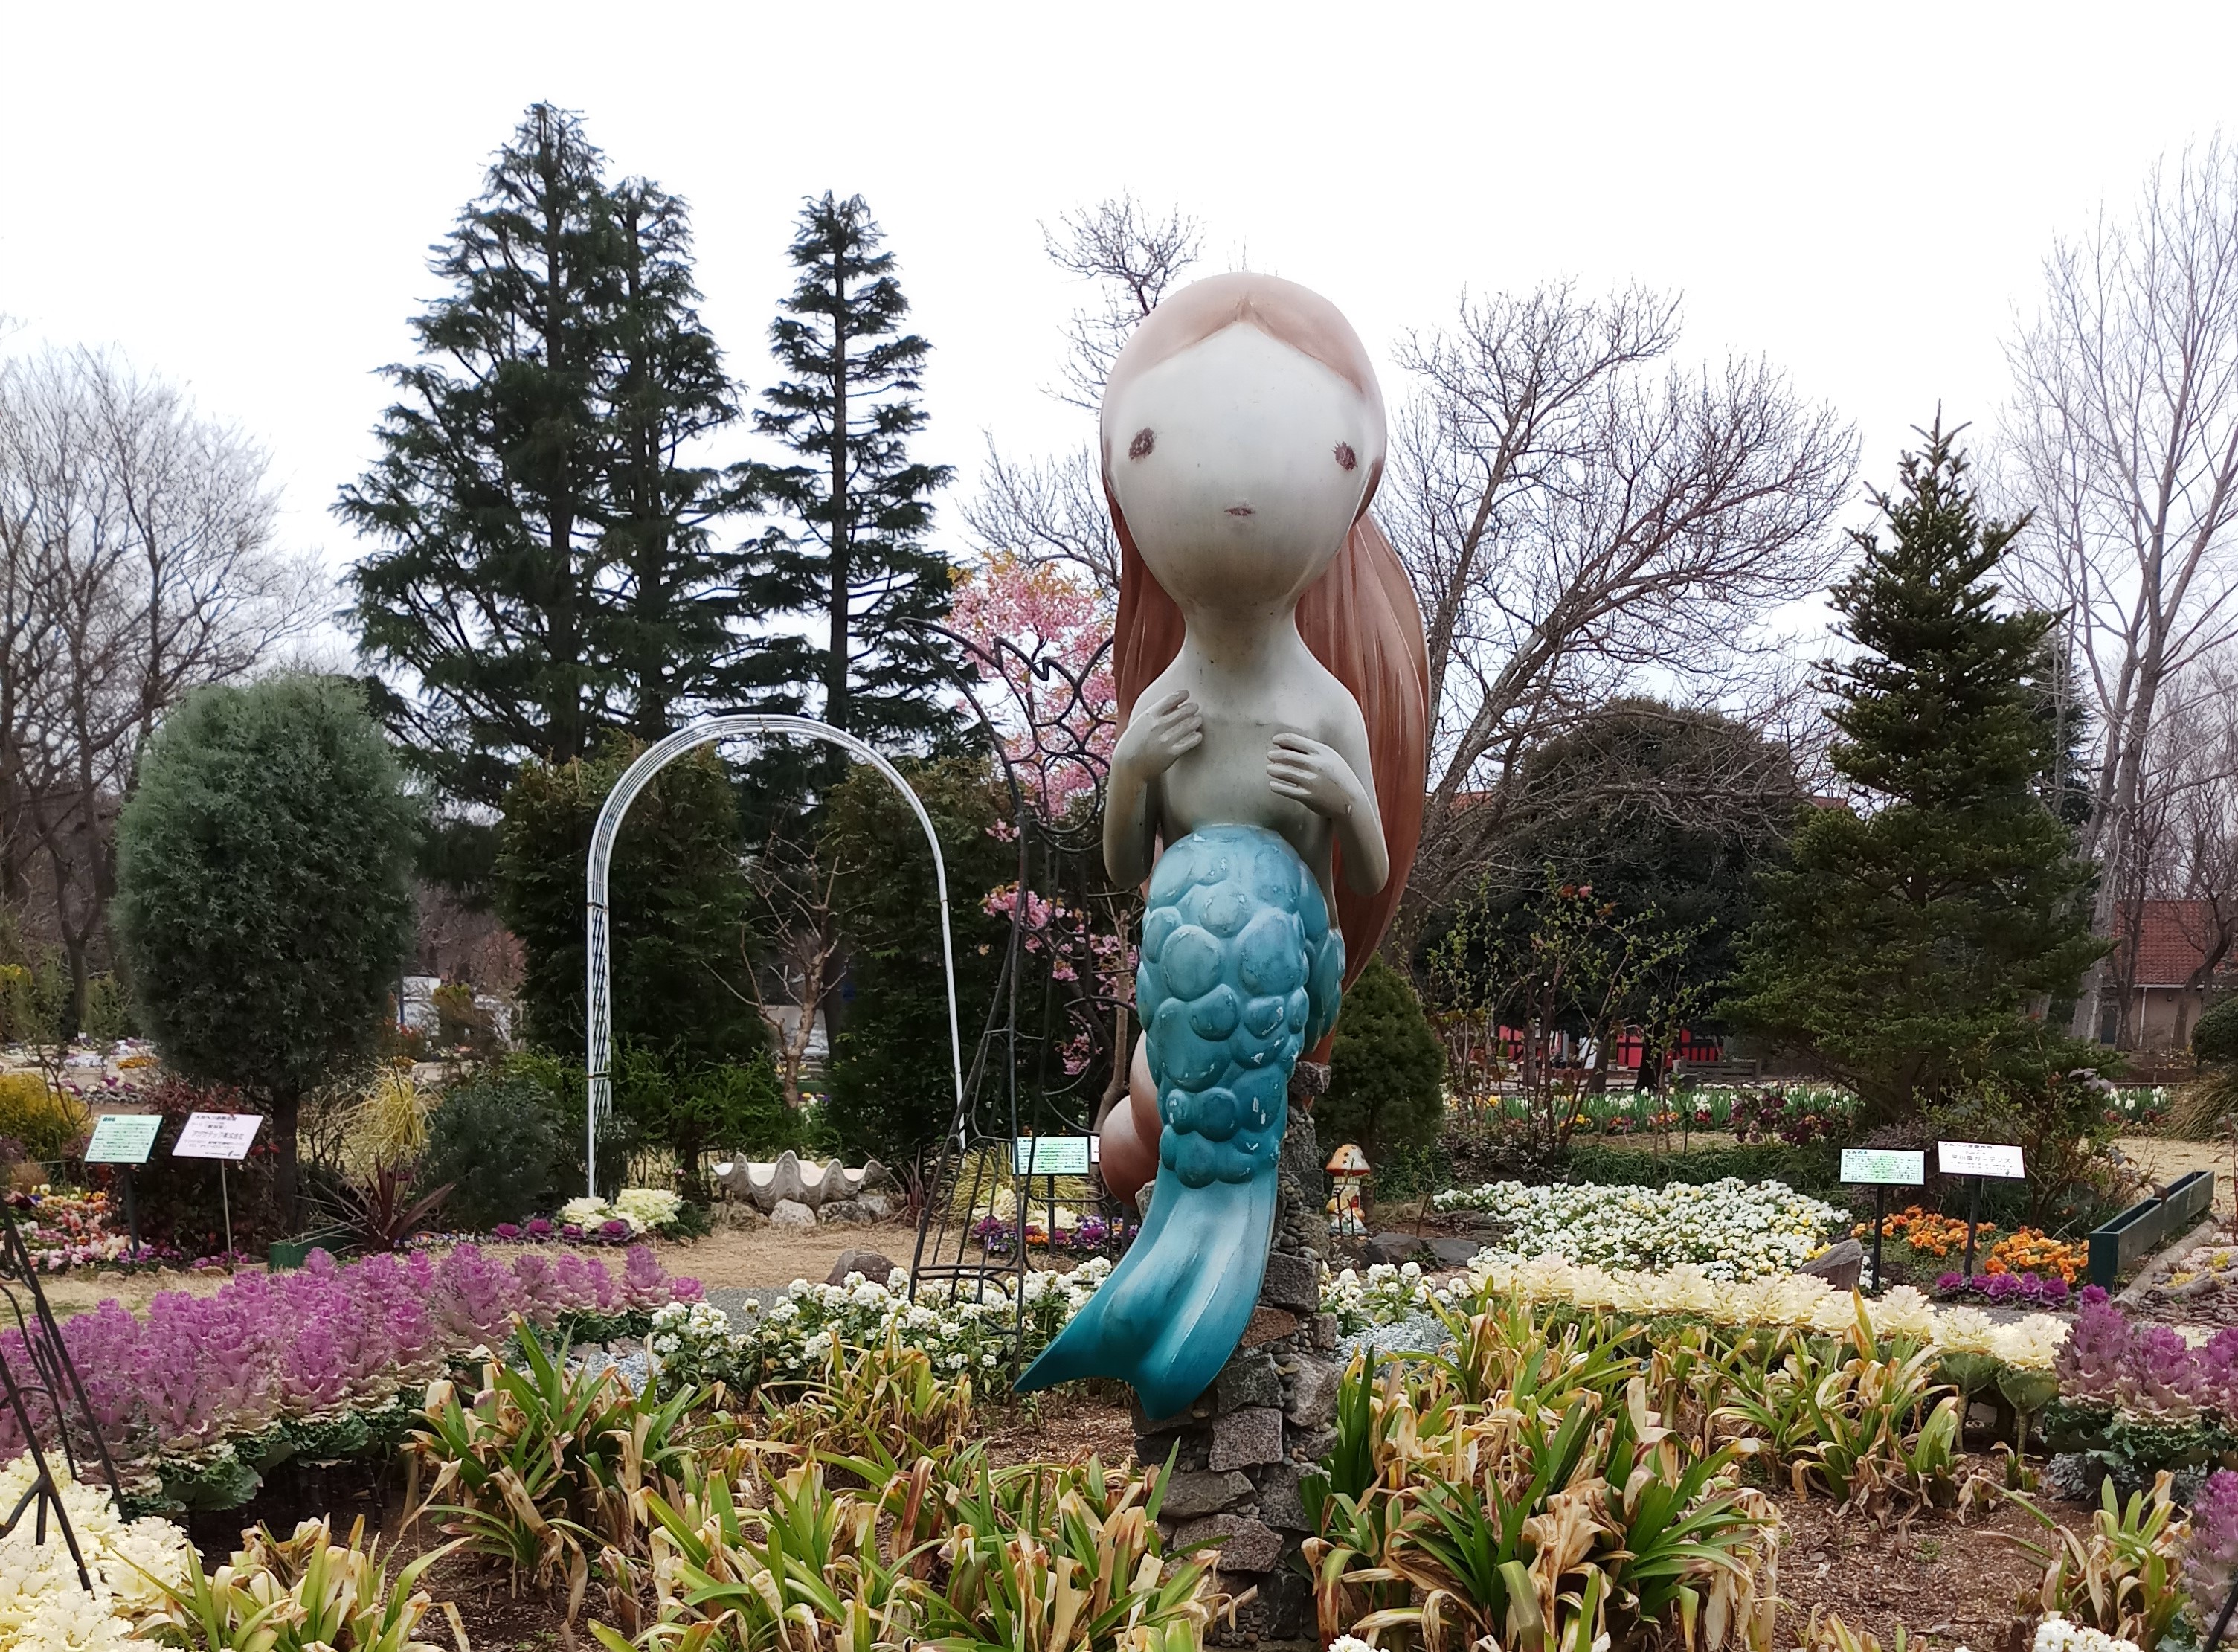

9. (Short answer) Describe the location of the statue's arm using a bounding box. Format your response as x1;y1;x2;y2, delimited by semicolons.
1105;688;1202;887
1266;713;1389;895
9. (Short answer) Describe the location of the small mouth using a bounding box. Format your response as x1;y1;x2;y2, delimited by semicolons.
1224;505;1255;518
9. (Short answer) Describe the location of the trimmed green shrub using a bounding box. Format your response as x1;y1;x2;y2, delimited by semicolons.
2195;998;2238;1067
421;1073;570;1230
1320;957;1447;1163
112;675;420;1227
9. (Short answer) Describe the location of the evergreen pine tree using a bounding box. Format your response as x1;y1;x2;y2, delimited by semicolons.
339;104;749;810
1319;957;1448;1165
1728;420;2104;1120
741;193;961;748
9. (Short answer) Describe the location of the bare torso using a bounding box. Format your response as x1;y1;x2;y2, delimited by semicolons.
1112;623;1380;913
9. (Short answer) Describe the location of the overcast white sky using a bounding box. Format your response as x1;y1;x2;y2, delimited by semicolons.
5;1;2235;629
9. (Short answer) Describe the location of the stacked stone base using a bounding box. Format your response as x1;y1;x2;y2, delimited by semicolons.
1131;1065;1343;1645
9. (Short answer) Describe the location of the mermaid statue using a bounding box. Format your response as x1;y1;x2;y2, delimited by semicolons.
1017;273;1429;1419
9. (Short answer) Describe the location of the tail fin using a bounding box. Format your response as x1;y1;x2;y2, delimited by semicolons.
1016;1165;1276;1420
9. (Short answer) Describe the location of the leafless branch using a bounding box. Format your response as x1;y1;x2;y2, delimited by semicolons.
1385;282;1856;913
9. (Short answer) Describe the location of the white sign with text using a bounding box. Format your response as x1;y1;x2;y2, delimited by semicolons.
1938;1140;2025;1179
173;1113;263;1161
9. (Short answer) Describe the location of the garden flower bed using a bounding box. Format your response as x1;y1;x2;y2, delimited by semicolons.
1323;1254;2071;1371
0;1241;700;1509
645;1258;1111;1391
1429;1174;1843;1279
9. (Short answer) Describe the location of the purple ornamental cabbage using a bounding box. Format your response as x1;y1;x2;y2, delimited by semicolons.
2189;1470;2238;1627
2056;1288;2135;1407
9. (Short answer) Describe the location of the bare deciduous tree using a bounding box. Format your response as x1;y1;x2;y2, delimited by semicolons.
2002;135;2238;1041
1384;282;1857;913
1042;195;1204;414
0;347;321;1026
2123;651;2238;1046
960;194;1203;596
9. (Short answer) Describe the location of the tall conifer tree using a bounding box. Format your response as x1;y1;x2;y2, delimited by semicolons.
339;104;749;809
740;193;960;748
1729;420;2103;1119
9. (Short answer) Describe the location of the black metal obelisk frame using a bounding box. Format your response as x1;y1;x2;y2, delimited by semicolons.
0;1195;126;1588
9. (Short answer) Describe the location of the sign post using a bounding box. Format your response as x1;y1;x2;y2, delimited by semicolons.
1937;1141;2027;1279
84;1114;163;1256
173;1113;264;1256
1840;1148;1925;1290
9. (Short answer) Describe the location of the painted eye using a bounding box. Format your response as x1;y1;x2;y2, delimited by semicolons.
1128;428;1155;460
1334;442;1357;472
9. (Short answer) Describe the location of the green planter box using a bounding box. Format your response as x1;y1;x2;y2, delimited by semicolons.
269;1229;355;1270
2088;1170;2215;1290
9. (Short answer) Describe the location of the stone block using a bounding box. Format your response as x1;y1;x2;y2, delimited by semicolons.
1208;1405;1284;1471
1158;1468;1254;1519
1799;1237;1864;1292
768;1199;815;1227
1362;1230;1428;1266
824;1249;897;1287
1253;1461;1311;1531
1427;1236;1485;1268
1216;1352;1282;1413
1284;1355;1343;1428
1311;1313;1340;1351
1292;1424;1338;1462
1130;1389;1213;1435
1136;1430;1208;1474
1173;1513;1285;1576
1257;1568;1314;1640
1261;1251;1319;1311
1240;1307;1299;1348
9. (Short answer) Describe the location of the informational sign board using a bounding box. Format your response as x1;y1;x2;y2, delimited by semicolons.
1938;1140;2025;1179
1013;1136;1093;1176
1841;1148;1925;1186
84;1114;163;1165
173;1112;263;1161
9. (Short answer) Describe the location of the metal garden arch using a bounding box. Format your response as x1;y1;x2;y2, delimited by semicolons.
584;715;964;1198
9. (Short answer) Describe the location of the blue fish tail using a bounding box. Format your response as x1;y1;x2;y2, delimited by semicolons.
1017;824;1341;1416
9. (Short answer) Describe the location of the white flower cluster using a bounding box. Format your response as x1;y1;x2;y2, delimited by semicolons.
0;1454;196;1652
2033;1615;2138;1652
1430;1177;1843;1281
646;1261;1113;1392
1322;1255;2072;1372
558;1187;684;1235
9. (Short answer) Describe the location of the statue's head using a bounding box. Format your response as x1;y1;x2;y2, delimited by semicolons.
1102;272;1386;618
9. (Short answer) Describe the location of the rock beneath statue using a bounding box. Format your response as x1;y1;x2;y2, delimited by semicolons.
817;1198;881;1224
1171;1512;1284;1575
1798;1237;1864;1291
826;1249;898;1287
768;1198;815;1227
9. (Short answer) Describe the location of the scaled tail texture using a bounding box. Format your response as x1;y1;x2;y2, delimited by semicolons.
1018;825;1342;1418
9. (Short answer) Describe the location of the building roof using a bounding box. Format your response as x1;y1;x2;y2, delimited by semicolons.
2116;899;2231;988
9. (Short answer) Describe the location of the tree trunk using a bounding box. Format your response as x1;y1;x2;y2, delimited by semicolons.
271;1084;300;1234
826;262;851;733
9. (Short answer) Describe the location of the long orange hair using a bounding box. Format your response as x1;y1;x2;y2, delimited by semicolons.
1105;274;1430;989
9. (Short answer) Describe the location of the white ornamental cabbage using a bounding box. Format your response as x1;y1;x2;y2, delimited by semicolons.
1430;1177;1842;1281
0;1453;196;1652
1322;1255;2070;1371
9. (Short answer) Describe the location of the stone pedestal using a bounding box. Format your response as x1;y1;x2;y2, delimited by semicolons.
1133;1061;1342;1645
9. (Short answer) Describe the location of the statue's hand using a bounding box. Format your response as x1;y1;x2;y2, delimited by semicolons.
1267;732;1363;820
1116;689;1203;778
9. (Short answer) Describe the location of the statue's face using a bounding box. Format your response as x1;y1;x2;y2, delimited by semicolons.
1104;324;1376;617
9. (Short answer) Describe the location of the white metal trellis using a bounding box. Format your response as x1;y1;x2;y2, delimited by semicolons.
584;715;965;1199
